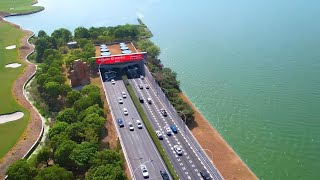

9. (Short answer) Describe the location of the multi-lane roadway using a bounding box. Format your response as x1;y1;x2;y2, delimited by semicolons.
127;67;223;180
102;76;170;180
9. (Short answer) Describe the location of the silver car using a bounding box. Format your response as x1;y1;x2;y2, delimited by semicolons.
174;145;183;155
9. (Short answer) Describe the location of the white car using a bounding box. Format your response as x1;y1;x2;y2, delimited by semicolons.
147;97;152;104
174;145;183;155
111;79;115;84
138;84;143;89
128;122;134;131
123;108;128;115
165;127;172;136
136;120;143;129
156;130;163;139
140;165;149;178
118;97;123;104
145;84;149;89
140;75;144;80
121;91;127;98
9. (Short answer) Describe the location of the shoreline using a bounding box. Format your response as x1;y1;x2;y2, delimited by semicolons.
180;93;258;180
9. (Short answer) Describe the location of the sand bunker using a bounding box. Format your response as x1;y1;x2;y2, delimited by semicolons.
5;45;16;50
0;112;24;124
5;63;21;68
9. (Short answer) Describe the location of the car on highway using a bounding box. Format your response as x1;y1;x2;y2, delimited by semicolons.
128;122;134;131
170;124;178;134
200;171;212;180
160;108;168;116
123;108;128;115
141;165;149;178
173;145;183;155
118;97;123;104
111;79;115;84
138;84;143;89
156;130;163;139
139;97;144;103
117;118;124;128
165;127;172;136
136;120;143;129
145;84;149;89
147;97;152;104
140;75;144;80
160;170;170;180
121;91;127;98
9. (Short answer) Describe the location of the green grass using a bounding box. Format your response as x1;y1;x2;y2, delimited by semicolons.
0;22;30;158
0;0;43;15
122;75;179;180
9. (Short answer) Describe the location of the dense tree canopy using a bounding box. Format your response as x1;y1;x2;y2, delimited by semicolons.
85;165;126;180
35;165;73;180
6;159;37;180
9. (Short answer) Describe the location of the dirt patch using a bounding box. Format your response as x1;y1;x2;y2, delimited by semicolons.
0;28;42;179
180;93;258;180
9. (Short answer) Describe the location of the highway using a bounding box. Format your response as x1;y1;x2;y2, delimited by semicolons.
102;76;170;180
127;67;224;180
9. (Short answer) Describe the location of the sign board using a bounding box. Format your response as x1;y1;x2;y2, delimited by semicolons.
96;52;146;65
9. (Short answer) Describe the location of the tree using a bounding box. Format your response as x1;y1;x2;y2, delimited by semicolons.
70;142;98;171
67;90;81;105
74;27;90;39
36;146;52;167
54;140;77;170
90;150;122;167
146;45;160;58
35;165;73;180
85;165;125;180
65;122;86;143
48;121;69;139
44;81;61;99
6;159;37;180
57;108;77;124
38;30;48;38
51;28;72;47
82;113;105;132
35;37;52;62
78;104;104;121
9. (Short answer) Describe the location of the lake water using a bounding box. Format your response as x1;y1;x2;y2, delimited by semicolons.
7;0;320;179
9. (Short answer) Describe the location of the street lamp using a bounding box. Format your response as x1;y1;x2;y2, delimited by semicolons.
177;111;187;133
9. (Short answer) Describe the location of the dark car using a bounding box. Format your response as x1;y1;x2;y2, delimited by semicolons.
139;97;144;103
170;124;178;134
117;118;124;128
200;171;212;180
160;170;170;180
160;108;167;116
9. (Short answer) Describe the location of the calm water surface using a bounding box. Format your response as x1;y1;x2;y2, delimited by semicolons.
7;0;320;179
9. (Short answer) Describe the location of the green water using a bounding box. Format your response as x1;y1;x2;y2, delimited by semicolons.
7;0;320;179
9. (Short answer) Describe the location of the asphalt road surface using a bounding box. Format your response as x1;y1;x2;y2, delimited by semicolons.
127;68;223;180
102;77;170;180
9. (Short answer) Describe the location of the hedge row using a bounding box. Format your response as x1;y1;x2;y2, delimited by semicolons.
122;75;179;180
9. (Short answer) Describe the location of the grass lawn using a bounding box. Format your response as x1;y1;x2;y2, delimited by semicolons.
0;0;43;14
0;22;30;158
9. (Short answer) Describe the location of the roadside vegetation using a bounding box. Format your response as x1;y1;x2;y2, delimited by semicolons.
0;0;43;15
0;19;30;158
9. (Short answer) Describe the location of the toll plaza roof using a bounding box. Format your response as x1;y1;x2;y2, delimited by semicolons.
95;42;138;57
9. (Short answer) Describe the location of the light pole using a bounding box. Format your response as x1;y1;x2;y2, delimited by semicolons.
177;111;187;133
131;159;153;180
